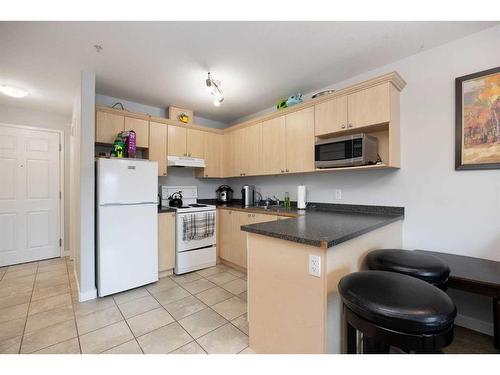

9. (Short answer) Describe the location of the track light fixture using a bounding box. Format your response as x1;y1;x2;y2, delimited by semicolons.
206;72;224;106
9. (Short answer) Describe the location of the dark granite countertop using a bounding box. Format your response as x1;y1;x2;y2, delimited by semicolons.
239;203;404;249
158;206;175;213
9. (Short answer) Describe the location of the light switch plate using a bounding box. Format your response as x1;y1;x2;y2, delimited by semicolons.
309;254;321;277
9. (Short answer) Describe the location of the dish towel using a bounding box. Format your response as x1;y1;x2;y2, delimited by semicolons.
182;212;215;241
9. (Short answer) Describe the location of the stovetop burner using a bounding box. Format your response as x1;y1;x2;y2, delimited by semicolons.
189;204;207;208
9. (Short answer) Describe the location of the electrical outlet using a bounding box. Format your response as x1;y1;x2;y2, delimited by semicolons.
335;189;342;200
309;254;321;277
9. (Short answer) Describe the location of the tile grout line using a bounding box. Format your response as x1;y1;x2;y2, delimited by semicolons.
22;259;78;354
110;295;145;354
148;273;248;354
17;260;39;354
66;257;83;354
144;282;200;354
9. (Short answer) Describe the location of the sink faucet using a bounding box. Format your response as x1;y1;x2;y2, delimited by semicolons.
272;195;281;206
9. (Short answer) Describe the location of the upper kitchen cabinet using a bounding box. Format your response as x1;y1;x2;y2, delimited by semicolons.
167;125;187;157
124;117;149;148
196;132;223;178
314;96;348;136
347;83;391;129
261;116;286;175
285;107;315;173
186;128;205;158
145;121;168;176
230;123;263;177
222;131;236;177
96;111;124;144
95;109;149;147
242;123;263;176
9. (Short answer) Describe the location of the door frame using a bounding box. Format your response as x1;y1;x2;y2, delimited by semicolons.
0;122;65;259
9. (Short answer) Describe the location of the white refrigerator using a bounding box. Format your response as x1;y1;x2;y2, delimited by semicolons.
96;158;159;297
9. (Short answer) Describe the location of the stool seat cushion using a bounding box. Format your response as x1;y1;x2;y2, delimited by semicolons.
338;271;456;333
367;249;450;285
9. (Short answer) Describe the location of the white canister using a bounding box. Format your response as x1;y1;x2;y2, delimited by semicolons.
297;185;306;209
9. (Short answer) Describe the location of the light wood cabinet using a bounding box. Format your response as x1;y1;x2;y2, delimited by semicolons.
187;129;205;158
158;212;176;272
314;96;348;136
261;116;286;175
124;117;149;148
242;123;262;176
218;209;278;269
285;107;315;173
197;132;223;178
96;111;124;144
347;83;390;129
146;121;167;176
230;124;262;176
222;132;235;177
167;125;187;157
218;210;239;265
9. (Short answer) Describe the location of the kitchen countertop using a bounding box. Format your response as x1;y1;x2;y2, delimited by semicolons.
238;203;404;249
215;203;303;218
158;206;176;213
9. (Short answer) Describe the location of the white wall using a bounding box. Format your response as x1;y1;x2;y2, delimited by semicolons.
0;104;71;254
71;70;97;301
228;25;500;334
95;94;228;129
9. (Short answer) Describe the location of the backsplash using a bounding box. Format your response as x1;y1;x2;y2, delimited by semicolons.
158;167;227;199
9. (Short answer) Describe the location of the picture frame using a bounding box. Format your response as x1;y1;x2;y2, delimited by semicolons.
455;66;500;170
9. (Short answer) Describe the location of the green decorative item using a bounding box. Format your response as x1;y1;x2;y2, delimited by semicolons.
277;99;288;110
112;136;125;158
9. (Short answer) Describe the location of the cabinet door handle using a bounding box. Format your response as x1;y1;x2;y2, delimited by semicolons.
348;123;353;128
281;169;284;173
188;153;191;157
341;124;346;129
286;169;289;172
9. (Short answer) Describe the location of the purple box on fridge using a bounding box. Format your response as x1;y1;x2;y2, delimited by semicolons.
125;130;137;158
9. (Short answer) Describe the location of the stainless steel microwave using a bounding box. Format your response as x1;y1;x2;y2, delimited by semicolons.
315;133;378;168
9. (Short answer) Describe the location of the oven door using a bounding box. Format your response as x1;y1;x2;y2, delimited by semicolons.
315;135;363;168
176;211;217;252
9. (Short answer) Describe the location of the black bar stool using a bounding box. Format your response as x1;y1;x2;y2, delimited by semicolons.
338;271;457;354
367;249;450;289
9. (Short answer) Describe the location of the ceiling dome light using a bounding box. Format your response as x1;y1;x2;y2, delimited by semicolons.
0;85;29;98
206;72;224;106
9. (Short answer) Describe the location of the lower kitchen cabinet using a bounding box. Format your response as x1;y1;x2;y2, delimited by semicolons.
217;209;278;269
158;212;176;272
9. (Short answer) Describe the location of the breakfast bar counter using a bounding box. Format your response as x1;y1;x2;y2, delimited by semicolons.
240;203;405;354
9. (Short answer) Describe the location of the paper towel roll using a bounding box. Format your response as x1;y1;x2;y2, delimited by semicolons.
297;185;306;209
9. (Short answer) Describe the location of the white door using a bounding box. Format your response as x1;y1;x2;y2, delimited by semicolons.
0;124;61;266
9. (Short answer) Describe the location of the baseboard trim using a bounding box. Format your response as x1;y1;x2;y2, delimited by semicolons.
79;288;98;302
72;266;97;302
455;313;494;336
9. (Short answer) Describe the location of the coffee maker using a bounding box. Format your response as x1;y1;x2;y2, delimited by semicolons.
241;185;255;208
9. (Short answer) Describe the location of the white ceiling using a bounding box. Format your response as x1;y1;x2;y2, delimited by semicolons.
0;21;497;124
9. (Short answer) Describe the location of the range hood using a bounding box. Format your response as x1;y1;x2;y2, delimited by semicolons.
167;155;206;168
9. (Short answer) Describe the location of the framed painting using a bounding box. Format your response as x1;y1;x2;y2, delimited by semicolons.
456;66;500;170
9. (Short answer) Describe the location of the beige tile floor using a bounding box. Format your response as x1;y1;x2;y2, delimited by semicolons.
1;257;497;355
0;257;255;354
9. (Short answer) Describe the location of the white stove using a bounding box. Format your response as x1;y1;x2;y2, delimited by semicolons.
160;186;215;213
160;186;216;275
